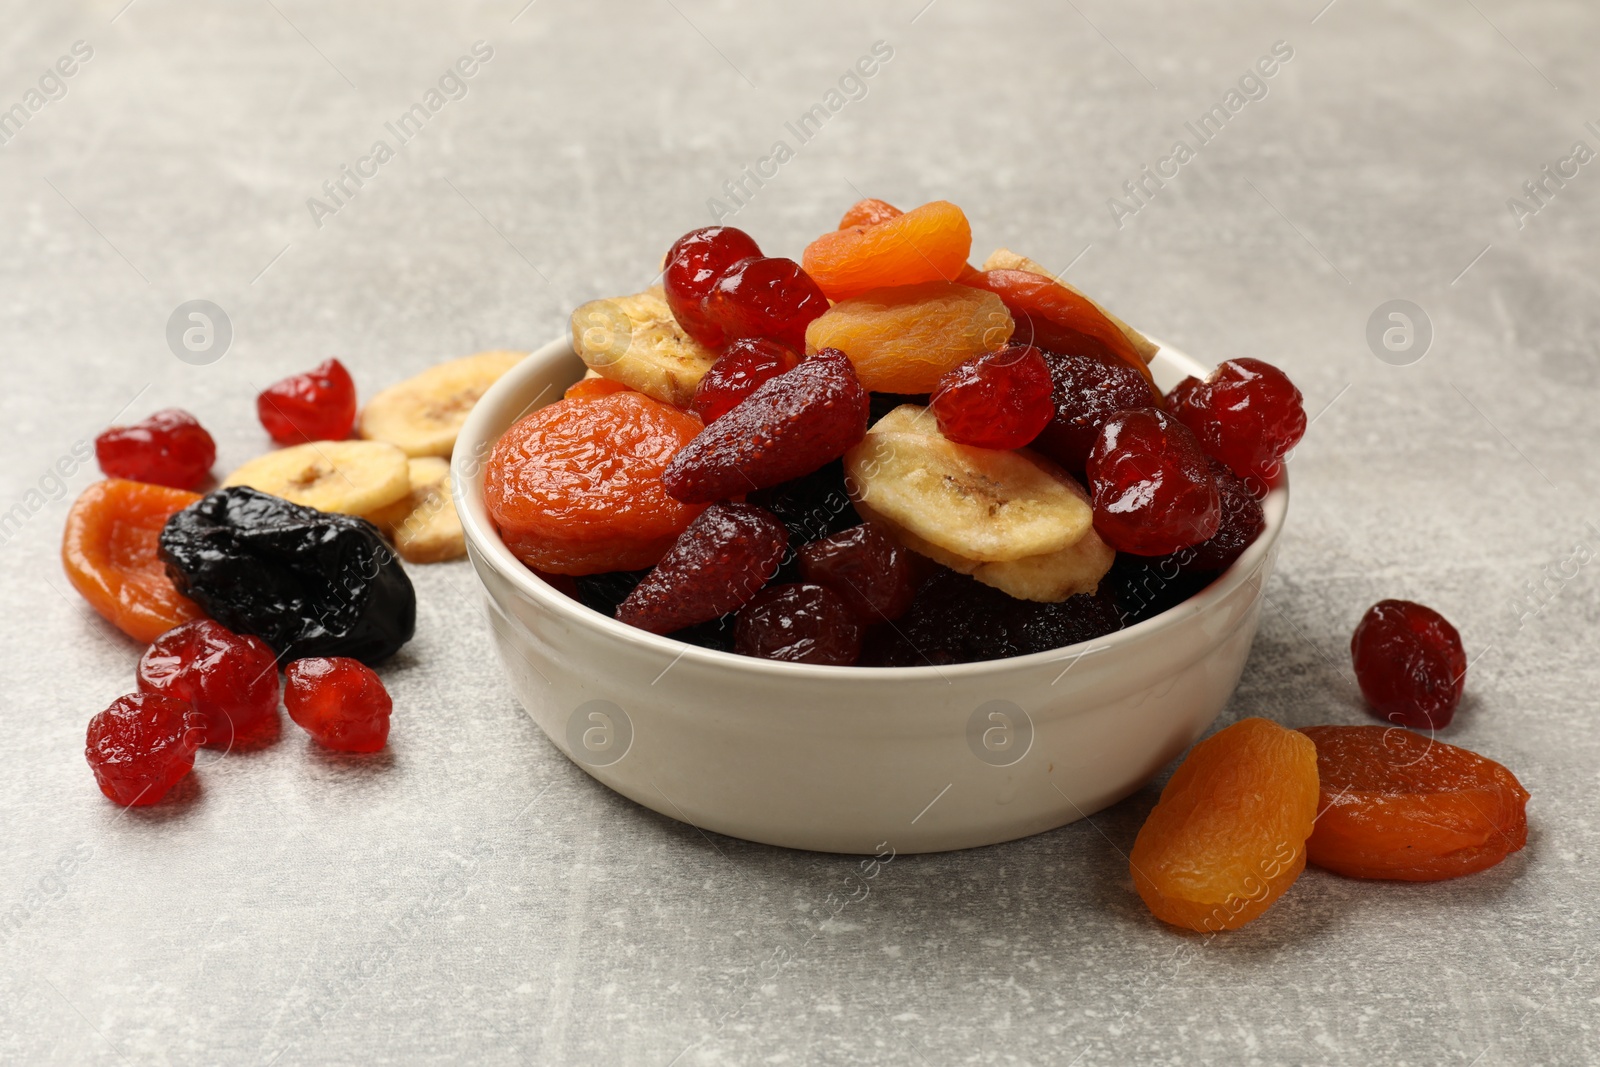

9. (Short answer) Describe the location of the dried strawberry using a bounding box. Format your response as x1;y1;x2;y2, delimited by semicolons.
663;349;869;503
691;338;801;423
616;504;788;634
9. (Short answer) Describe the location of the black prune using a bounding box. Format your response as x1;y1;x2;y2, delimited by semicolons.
573;569;651;617
1105;553;1214;627
159;487;415;664
747;458;860;566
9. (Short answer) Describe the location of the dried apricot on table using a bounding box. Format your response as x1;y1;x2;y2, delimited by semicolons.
1129;717;1319;932
801;200;972;301
62;479;205;643
804;282;1013;394
485;391;706;575
1300;725;1529;881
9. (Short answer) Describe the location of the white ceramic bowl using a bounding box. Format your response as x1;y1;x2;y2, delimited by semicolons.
454;338;1286;854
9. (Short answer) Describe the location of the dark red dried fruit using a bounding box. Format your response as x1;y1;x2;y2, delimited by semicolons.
690;338;801;423
1351;600;1466;730
734;583;862;665
1033;350;1157;474
258;358;358;445
928;343;1054;450
701;256;830;351
1086;408;1220;556
1173;462;1265;573
798;523;917;622
95;409;216;490
137;620;281;749
663;349;870;503
85;693;202;806
616;504;788;634
284;656;392;752
663;226;764;347
1170;358;1306;486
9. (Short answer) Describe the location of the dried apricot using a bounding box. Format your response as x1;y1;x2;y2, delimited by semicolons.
62;479;206;643
964;270;1157;392
801;201;973;301
804;282;1014;394
1130;718;1319;932
837;198;902;229
563;376;632;401
485;392;706;575
1300;725;1529;881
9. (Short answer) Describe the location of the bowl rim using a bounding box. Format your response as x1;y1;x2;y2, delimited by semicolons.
454;336;1289;683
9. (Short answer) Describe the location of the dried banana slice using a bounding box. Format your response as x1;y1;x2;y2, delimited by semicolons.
222;440;410;517
570;286;717;407
358;350;526;458
982;248;1158;363
367;457;464;564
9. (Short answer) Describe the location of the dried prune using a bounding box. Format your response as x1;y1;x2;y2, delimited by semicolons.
1032;349;1157;475
574;569;651;617
159;487;416;664
798;523;917;623
1104;553;1215;626
734;583;862;665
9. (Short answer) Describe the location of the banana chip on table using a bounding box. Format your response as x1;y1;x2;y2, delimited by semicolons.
358;350;526;458
569;286;718;407
222;440;411;518
368;457;465;564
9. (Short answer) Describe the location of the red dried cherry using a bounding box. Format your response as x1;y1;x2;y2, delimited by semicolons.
663;226;764;348
1170;358;1305;486
85;693;202;806
701;256;830;352
137;620;281;749
798;523;917;622
284;657;392;752
616;504;788;634
928;343;1053;450
1351;600;1466;730
1086;408;1220;556
258;358;358;445
664;349;869;503
690;338;801;423
1034;350;1156;474
95;409;216;490
734;583;862;665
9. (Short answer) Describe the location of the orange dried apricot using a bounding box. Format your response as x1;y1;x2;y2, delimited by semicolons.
1130;718;1319;932
563;376;633;401
801;200;972;301
1300;725;1529;881
485;391;706;575
62;479;206;643
837;198;903;229
964;269;1157;392
803;282;1013;394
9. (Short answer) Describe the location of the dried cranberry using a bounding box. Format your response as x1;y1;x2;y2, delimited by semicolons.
690;338;801;423
735;583;862;665
1351;600;1466;730
284;657;392;752
137;620;281;748
616;504;788;634
663;349;869;503
95;409;216;490
798;523;917;622
663;226;763;347
1165;376;1205;421
1170;358;1306;486
701;256;830;352
1032;350;1155;474
928;344;1054;450
1086;408;1220;556
85;693;203;806
258;358;358;444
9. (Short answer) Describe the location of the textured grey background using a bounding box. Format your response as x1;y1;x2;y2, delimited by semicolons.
1;0;1597;1064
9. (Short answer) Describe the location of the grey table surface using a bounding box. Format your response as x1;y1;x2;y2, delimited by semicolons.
2;1;1597;1064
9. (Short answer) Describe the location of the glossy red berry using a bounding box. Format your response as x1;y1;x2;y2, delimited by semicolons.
1170;358;1305;486
284;657;392;752
798;523;918;622
1031;350;1155;475
85;693;202;806
928;343;1054;450
616;504;788;634
663;226;763;348
1351;600;1466;730
258;358;358;445
734;583;862;665
137;620;281;749
95;409;216;490
701;256;830;352
664;349;869;503
1086;408;1220;556
690;338;801;423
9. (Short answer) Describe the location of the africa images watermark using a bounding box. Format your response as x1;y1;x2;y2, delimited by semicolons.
0;40;94;147
1505;120;1600;230
705;40;896;224
1106;40;1296;229
305;41;495;229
